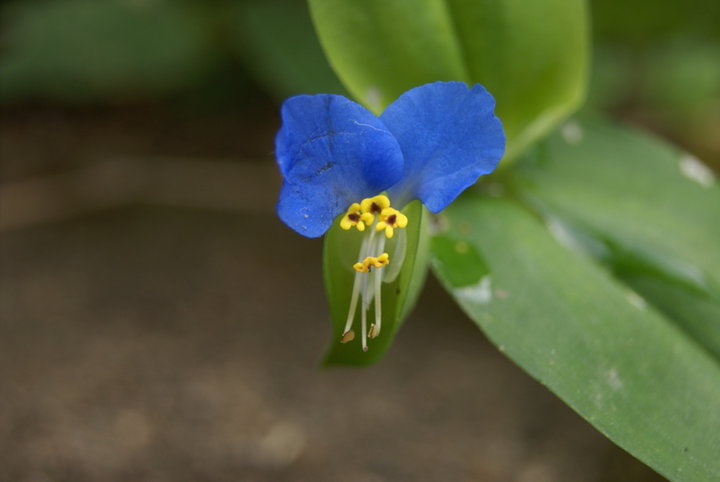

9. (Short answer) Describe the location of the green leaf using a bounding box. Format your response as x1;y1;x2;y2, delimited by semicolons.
323;201;430;365
307;0;589;159
307;0;468;113
432;195;720;480
507;117;720;356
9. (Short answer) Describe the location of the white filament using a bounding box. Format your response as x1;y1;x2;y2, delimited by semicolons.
372;236;386;337
342;216;392;350
343;234;371;336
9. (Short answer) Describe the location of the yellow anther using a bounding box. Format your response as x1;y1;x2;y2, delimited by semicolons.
376;208;408;238
360;212;374;225
352;253;390;273
340;203;367;231
372;253;390;268
368;324;380;339
340;330;355;343
360;195;391;224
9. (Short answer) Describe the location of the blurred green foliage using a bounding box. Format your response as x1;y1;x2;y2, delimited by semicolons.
0;0;714;107
0;0;213;102
228;0;345;97
591;0;719;47
1;0;716;161
587;0;720;164
0;0;342;104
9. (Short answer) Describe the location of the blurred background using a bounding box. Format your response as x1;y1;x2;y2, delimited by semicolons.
0;0;717;480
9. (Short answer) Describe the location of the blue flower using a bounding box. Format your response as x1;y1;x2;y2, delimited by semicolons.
275;81;505;238
274;81;505;351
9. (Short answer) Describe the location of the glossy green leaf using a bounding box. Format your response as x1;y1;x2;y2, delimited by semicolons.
432;195;720;480
323;201;430;365
507;117;720;356
307;0;588;159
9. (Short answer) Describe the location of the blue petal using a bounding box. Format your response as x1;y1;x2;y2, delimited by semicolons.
380;82;505;212
276;180;339;238
275;94;404;237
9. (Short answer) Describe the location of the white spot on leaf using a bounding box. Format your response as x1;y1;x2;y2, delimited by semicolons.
626;290;647;310
455;276;492;305
546;217;584;252
605;368;623;390
561;121;584;145
679;154;716;188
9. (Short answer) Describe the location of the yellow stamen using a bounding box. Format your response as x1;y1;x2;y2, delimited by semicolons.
339;194;401;351
352;253;390;273
360;212;374;225
360;195;391;224
340;203;366;231
376;207;408;239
